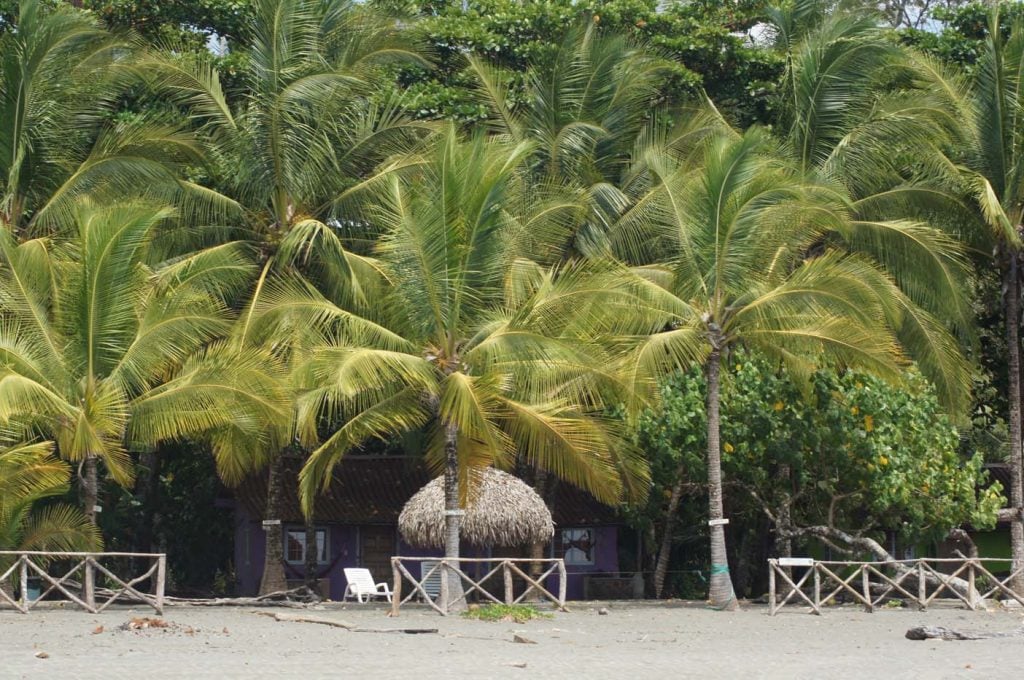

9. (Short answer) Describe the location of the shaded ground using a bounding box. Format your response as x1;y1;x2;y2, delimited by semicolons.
2;602;1023;679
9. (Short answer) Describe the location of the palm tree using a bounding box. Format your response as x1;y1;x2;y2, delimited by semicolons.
763;0;975;412
466;19;671;258
148;0;430;304
296;127;647;610
0;441;101;552
902;6;1024;589
609;127;959;609
0;200;284;525
0;0;228;234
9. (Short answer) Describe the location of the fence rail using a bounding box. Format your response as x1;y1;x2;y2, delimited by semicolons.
390;556;567;616
768;557;1024;615
0;551;165;615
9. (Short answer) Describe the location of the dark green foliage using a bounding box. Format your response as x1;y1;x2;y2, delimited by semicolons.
395;0;781;126
634;352;1003;561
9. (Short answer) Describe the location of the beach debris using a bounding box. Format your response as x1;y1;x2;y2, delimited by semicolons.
503;662;528;669
905;625;1024;641
257;611;437;634
34;651;49;659
598;607;609;616
513;634;536;644
91;625;104;635
122;617;169;631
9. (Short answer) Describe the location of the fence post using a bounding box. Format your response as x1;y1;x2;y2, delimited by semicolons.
557;560;567;610
917;561;927;610
439;560;449;616
155;554;166;615
862;566;873;613
391;558;402;617
812;563;821;612
968;559;977;611
768;561;777;616
19;556;29;613
503;562;513;604
84;557;96;612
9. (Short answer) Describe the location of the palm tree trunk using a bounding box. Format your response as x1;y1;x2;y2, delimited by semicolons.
443;423;465;612
304;502;319;596
83;455;98;525
1006;255;1024;592
527;467;548;601
654;457;688;598
259;454;288;595
706;347;738;610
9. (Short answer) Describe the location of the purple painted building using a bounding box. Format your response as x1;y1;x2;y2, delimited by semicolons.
233;457;622;600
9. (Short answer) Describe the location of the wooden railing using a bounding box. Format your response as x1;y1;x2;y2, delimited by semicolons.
390;556;567;616
0;552;166;615
768;557;1024;615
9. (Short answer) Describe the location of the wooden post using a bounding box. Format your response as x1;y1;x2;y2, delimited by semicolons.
812;563;821;613
155;554;166;615
84;557;96;612
557;560;567;610
968;560;976;611
503;562;513;605
439;559;449;616
918;561;927;610
391;558;402;617
19;556;29;613
862;565;873;613
768;561;776;616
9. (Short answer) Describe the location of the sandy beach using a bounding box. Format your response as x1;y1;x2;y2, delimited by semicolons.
2;602;1023;679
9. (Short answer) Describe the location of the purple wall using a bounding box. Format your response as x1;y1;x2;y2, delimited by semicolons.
234;508;619;601
547;526;619;600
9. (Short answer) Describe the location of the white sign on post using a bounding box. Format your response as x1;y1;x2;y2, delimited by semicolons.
777;557;814;567
262;519;281;530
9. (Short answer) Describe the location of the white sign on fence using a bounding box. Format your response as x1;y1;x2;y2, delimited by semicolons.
777;557;814;567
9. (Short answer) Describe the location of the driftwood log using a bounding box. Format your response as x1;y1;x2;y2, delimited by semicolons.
906;626;1024;641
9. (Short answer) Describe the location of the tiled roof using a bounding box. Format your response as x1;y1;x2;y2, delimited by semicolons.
233;456;620;526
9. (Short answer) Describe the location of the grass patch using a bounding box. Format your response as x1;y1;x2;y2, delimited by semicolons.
462;604;552;623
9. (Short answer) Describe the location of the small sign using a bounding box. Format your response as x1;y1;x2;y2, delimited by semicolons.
94;506;103;514
778;557;814;567
262;519;281;527
707;518;729;527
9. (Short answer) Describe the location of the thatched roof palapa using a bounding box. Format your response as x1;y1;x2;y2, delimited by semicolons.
398;468;554;549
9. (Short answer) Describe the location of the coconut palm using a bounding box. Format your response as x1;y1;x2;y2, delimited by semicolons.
466;19;671;258
0;0;229;235
148;0;431;309
608;127;962;609
0;200;285;525
763;0;975;412
0;441;101;553
899;6;1024;589
295;127;647;610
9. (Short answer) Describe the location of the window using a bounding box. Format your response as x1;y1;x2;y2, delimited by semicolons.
560;528;595;566
285;528;328;565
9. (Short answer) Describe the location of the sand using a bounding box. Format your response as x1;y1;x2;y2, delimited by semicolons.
2;602;1023;679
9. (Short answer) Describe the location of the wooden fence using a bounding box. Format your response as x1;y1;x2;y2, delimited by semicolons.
768;557;1024;615
0;551;166;615
390;556;567;616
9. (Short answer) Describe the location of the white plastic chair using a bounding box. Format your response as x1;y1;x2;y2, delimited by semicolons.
342;568;392;603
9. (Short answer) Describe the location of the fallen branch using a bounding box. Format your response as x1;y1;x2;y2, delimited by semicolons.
906;626;1024;641
258;611;438;635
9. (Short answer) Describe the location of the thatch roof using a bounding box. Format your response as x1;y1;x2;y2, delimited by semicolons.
398;468;554;549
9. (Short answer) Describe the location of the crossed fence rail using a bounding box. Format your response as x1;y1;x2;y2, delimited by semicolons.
390;556;567;616
0;551;166;615
768;557;1024;615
